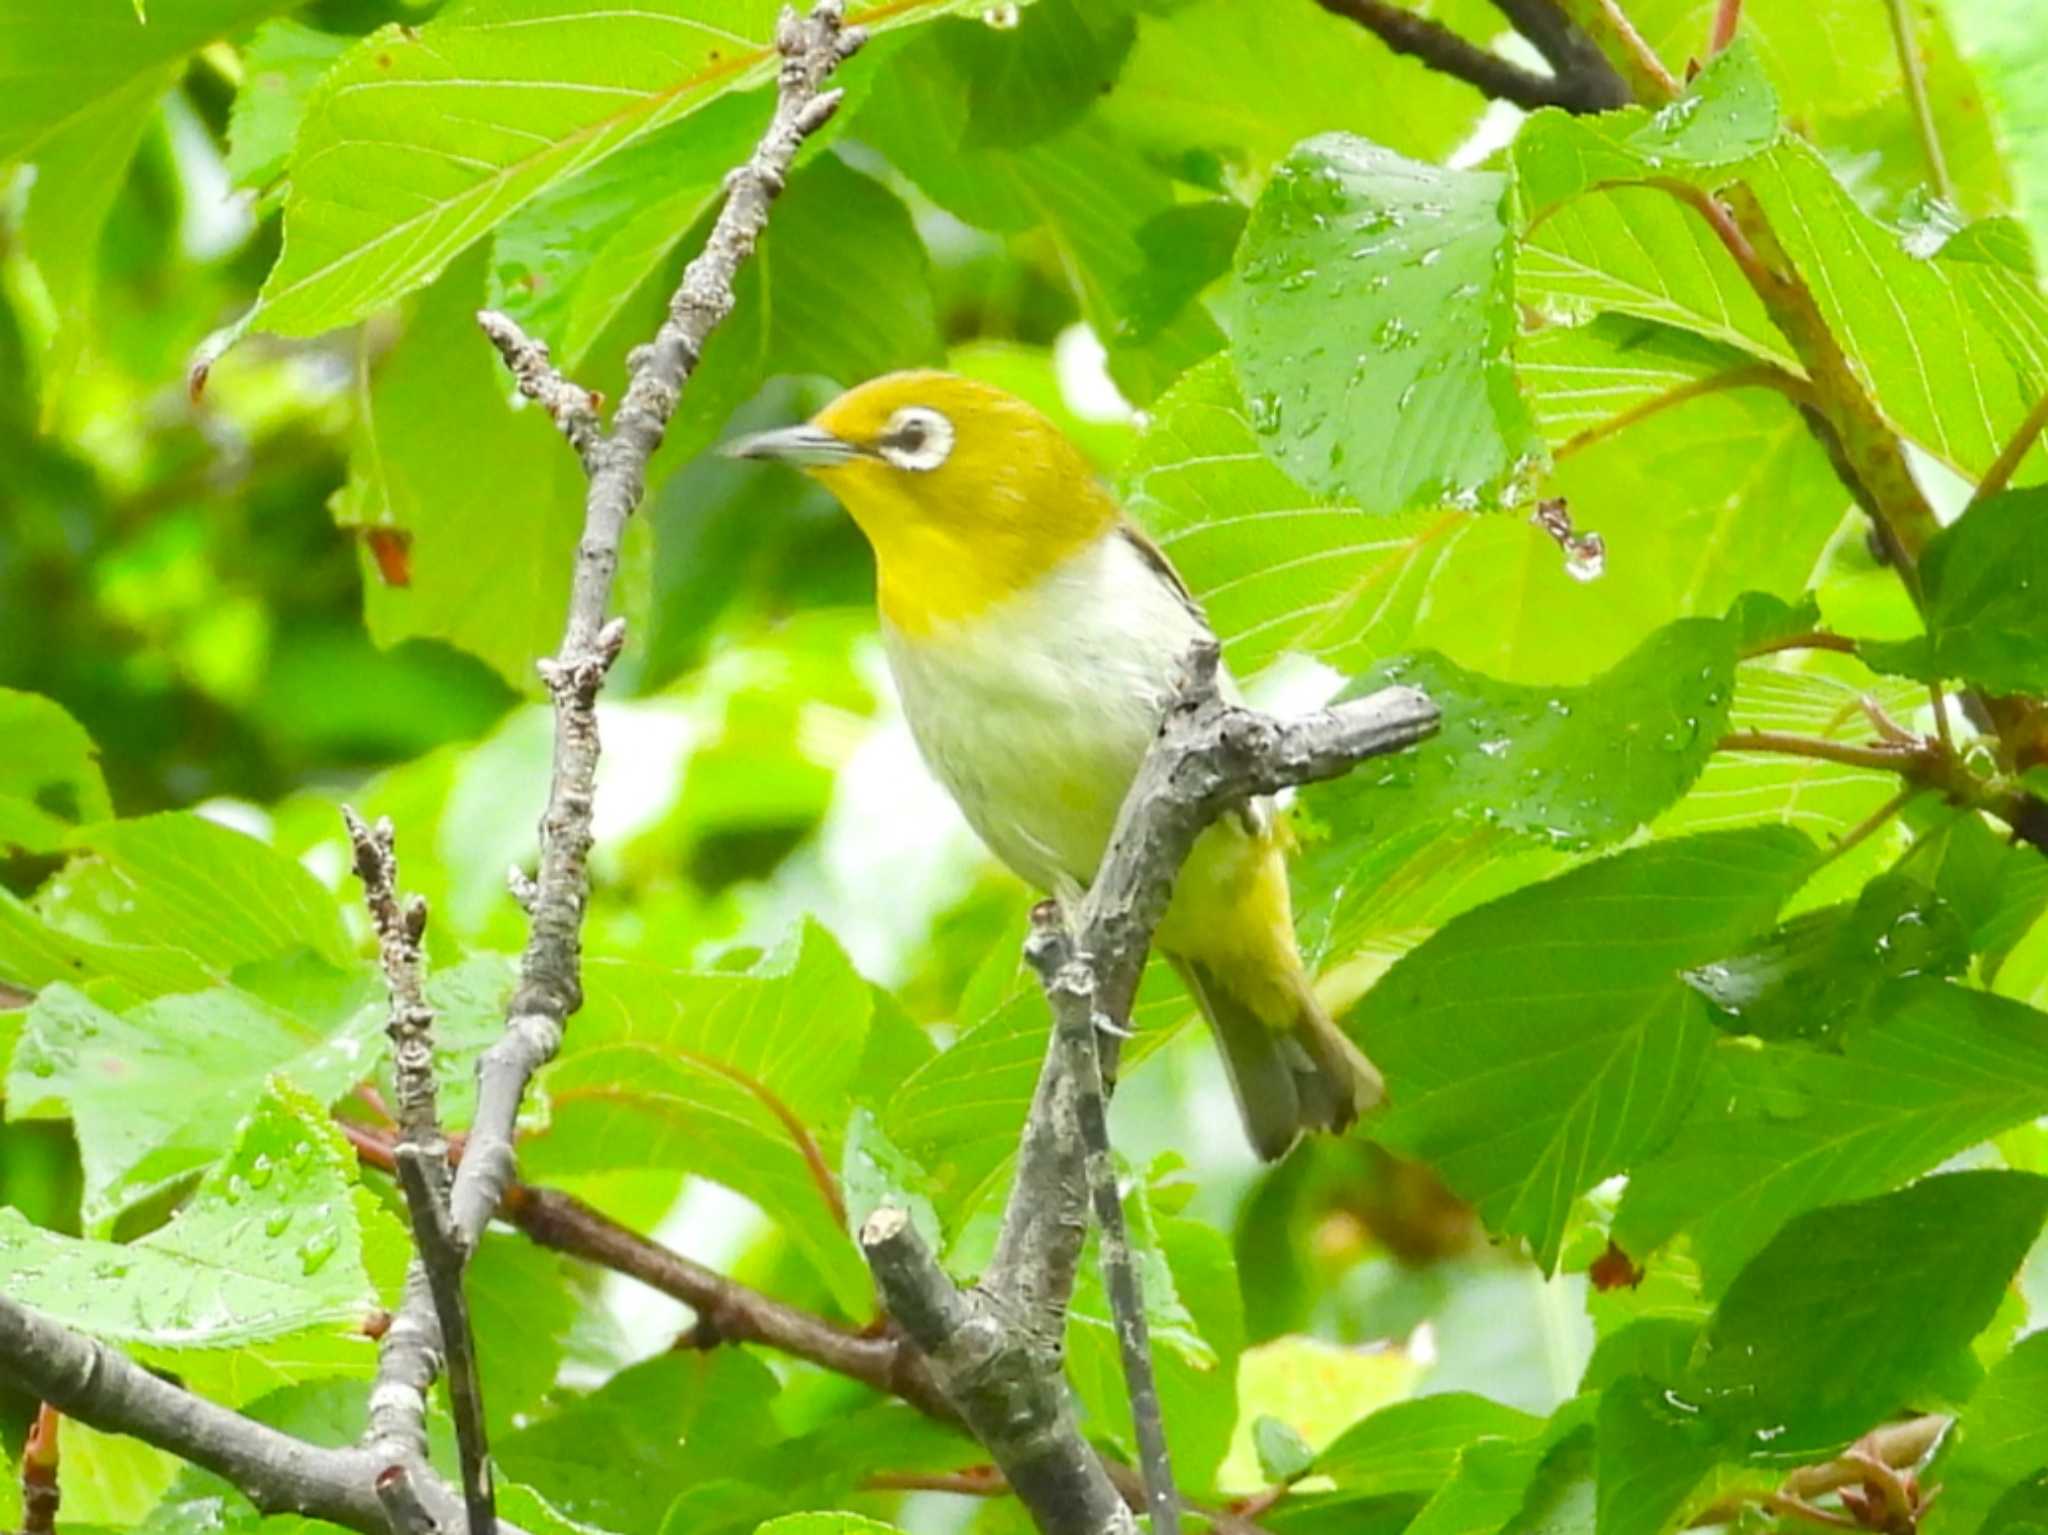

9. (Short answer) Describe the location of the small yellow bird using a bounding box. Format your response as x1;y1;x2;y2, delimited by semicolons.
728;371;1381;1160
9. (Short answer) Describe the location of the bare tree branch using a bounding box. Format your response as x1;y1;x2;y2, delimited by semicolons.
1034;920;1180;1535
0;12;863;1535
343;804;486;1523
396;1147;494;1535
862;647;1438;1535
1312;0;1578;110
475;315;603;471
0;1294;504;1535
1484;0;1630;106
356;0;869;1495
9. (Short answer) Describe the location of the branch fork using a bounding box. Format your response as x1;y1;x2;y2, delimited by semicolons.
863;643;1438;1535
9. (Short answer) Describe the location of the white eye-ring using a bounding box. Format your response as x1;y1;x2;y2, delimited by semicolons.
877;406;954;472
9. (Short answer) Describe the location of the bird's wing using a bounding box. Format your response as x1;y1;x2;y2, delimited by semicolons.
1116;520;1209;628
1114;521;1274;841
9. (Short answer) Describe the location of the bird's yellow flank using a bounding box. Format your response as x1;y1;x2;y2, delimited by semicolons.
728;371;1382;1160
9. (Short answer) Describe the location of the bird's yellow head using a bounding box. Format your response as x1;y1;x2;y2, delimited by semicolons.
725;370;1118;634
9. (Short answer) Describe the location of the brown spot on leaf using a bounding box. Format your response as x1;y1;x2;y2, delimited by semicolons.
364;527;413;587
1589;1239;1645;1291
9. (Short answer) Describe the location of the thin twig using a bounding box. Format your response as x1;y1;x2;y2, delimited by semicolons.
1312;0;1587;111
351;0;863;1517
862;647;1436;1535
1883;0;1953;204
0;1296;507;1535
474;315;602;470
864;1468;1008;1496
1687;1418;1950;1529
1486;0;1631;107
1814;785;1919;870
343;1121;1271;1535
1739;630;1858;660
1971;385;2048;507
344;806;470;1491
1579;0;1680;96
1929;682;1954;753
342;809;442;1156
395;1147;493;1535
1709;0;1741;53
1716;729;1927;774
1554;363;1808;461
22;1403;59;1535
1037;923;1180;1535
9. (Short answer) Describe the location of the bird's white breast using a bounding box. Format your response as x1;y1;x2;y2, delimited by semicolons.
882;530;1207;895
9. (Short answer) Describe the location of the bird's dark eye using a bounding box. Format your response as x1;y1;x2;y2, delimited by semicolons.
879;407;953;471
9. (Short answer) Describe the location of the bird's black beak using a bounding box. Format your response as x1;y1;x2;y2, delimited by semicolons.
720;423;860;467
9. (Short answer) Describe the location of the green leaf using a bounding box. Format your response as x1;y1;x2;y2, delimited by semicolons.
331;243;585;692
1595;1377;1724;1535
1739;139;2048;484
1513;43;1778;216
371;954;525;1133
250;0;967;337
1618;982;2048;1295
1120;355;1431;677
1864;488;2048;692
0;0;286;164
1403;1399;1596;1535
1516;314;1763;452
0;688;111;854
486;92;754;368
14;64;172;427
1314;617;1737;858
1519;184;1790;365
1357;827;1817;1268
1690;1170;2048;1457
1255;1415;1317;1484
1227;134;1538;513
942;0;1135;148
224;21;353;198
6;979;384;1233
1097;0;1487;186
1679;875;1969;1045
465;1234;580;1438
1653;667;1920;905
1125;348;1838;698
496;1351;781;1533
52;1423;181;1527
1067;1203;1242;1488
645;151;944;471
1221;1335;1415;1495
755;1516;903;1535
851;25;1222;403
0;1079;382;1354
882;959;1186;1228
1945;0;2048;260
840;1104;942;1252
498;1483;629;1535
524;921;876;1314
1316;1394;1543;1495
1928;1332;2048;1535
36;812;353;984
1618;0;2006;221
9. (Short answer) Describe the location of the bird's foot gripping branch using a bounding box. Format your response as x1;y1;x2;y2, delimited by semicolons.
863;644;1437;1535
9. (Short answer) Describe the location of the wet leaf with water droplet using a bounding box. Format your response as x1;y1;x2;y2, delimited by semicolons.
1226;132;1540;513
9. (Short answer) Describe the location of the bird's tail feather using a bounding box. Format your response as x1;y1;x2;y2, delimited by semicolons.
1172;957;1385;1163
